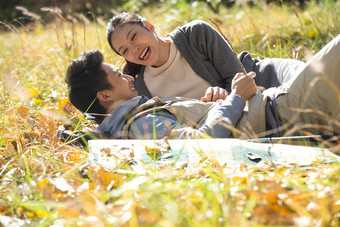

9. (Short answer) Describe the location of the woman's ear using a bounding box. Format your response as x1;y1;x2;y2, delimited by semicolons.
144;20;155;32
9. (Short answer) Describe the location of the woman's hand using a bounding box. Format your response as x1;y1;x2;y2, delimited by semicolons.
231;72;258;101
201;86;228;102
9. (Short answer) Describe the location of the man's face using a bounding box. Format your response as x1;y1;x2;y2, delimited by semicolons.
102;63;138;102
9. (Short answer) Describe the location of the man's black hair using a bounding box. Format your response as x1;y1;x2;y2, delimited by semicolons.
65;49;112;124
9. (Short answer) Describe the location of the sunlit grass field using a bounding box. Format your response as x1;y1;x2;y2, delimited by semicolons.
0;0;340;226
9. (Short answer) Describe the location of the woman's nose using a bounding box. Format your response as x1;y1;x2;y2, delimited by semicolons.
132;44;140;55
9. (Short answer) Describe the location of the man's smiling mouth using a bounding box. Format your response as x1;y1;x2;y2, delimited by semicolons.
139;47;150;60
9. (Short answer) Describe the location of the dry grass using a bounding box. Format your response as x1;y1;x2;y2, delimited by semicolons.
0;1;339;226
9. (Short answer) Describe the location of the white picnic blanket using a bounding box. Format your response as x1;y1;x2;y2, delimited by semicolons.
88;139;339;169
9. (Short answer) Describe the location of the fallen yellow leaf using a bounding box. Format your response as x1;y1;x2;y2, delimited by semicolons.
25;87;39;98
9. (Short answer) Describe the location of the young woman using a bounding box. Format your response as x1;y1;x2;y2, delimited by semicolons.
106;12;305;101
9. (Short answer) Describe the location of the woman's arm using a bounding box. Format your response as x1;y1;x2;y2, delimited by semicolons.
169;20;245;91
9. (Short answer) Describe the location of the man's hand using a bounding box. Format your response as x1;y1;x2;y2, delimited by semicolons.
201;86;228;102
231;72;258;101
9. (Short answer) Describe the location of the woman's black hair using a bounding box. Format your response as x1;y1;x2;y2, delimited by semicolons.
106;12;146;78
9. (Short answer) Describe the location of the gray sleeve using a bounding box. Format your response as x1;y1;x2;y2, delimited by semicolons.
169;20;245;91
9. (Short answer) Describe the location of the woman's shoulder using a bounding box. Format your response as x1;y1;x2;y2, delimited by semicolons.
181;20;212;30
169;20;213;38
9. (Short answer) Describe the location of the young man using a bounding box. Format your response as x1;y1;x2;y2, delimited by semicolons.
65;35;340;140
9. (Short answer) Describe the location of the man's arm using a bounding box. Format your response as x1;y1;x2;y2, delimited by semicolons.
171;93;246;138
172;72;258;138
129;72;258;139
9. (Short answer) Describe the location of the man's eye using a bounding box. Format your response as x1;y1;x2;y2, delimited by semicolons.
131;33;136;41
122;49;127;55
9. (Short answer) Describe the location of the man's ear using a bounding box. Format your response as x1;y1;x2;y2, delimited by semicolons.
97;90;114;103
144;20;155;32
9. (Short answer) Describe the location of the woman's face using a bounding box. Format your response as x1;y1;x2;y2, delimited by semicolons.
110;23;164;67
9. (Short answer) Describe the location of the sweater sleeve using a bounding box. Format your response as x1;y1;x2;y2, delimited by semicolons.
168;20;245;92
129;94;245;139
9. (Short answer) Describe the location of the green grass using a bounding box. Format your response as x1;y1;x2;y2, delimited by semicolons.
0;0;339;226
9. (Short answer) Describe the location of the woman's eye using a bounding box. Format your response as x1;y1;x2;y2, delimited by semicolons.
122;49;127;55
131;33;136;41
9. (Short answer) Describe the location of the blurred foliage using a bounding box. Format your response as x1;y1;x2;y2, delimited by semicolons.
0;0;328;26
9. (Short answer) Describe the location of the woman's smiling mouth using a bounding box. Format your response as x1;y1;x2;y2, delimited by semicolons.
139;47;150;60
